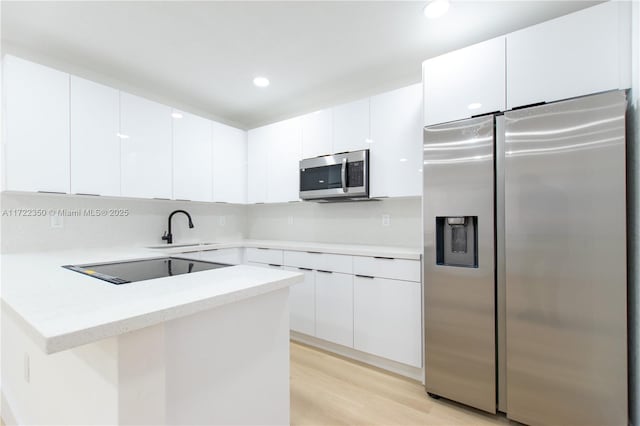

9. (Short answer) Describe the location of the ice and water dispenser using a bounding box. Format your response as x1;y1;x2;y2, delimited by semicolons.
435;216;478;268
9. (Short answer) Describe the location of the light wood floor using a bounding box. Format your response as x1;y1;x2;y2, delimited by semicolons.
291;341;509;426
1;343;507;426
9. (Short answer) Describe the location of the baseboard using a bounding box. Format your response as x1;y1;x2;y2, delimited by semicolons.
290;331;424;383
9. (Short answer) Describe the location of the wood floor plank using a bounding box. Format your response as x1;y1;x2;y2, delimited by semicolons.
291;341;509;426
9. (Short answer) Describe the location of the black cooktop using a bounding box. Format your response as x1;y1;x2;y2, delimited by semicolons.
63;257;230;285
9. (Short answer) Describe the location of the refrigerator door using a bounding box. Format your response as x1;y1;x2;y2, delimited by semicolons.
504;90;627;426
423;115;496;413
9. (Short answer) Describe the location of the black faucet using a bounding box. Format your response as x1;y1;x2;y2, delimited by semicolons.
162;210;194;244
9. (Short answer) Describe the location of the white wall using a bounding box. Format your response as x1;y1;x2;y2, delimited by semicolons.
247;197;422;248
0;192;246;253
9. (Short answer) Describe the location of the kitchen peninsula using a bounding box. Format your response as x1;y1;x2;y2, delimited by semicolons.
1;247;302;425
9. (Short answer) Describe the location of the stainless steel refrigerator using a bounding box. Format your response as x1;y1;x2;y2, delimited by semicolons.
423;90;628;425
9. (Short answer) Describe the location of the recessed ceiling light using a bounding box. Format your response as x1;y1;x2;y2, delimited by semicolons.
116;133;129;139
467;102;482;110
253;76;270;87
172;112;183;119
423;0;450;19
400;158;408;162
365;138;374;144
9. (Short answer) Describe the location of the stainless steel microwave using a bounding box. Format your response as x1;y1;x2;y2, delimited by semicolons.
299;149;369;201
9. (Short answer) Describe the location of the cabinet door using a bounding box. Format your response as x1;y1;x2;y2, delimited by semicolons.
247;126;269;203
423;36;506;126
315;271;353;347
172;111;212;202
354;276;422;367
332;98;370;153
506;1;630;109
370;84;423;198
266;117;302;203
120;93;172;199
70;76;120;196
285;267;316;336
3;55;70;193
212;122;247;203
301;109;332;159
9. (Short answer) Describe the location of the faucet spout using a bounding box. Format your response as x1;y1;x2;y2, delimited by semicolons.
162;210;195;244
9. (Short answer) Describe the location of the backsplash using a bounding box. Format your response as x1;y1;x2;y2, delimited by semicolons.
246;197;422;248
0;192;246;253
1;193;422;253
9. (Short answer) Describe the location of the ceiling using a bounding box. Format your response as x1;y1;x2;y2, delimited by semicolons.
1;1;600;129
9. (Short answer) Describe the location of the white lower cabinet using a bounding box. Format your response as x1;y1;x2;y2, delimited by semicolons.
285;267;316;335
315;271;353;348
354;276;422;367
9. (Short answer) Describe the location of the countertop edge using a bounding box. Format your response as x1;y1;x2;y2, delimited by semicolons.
41;273;301;354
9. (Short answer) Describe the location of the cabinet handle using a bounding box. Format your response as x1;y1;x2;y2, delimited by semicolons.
341;158;347;193
355;274;375;279
257;248;269;250
268;264;282;267
75;192;100;196
37;191;66;194
297;267;313;271
317;270;333;274
203;249;218;252
306;251;321;254
374;256;395;260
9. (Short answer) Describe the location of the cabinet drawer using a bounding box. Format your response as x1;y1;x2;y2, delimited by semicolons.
246;247;284;265
353;256;420;282
199;248;243;265
247;261;284;270
283;251;352;274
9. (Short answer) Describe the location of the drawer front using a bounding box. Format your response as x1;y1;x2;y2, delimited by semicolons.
199;248;243;265
246;247;284;265
283;250;352;274
247;261;284;270
353;256;420;282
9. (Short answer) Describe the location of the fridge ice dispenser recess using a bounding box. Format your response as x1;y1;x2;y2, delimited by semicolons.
436;216;478;268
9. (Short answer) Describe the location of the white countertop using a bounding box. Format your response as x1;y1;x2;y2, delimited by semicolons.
1;247;302;354
1;240;420;355
154;239;422;260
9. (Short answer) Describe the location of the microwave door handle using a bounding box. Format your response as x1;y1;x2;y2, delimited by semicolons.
341;158;347;193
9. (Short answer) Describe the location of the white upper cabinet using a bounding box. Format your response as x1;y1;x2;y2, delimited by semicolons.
301;108;333;159
266;117;302;203
212;121;247;204
172;110;212;202
247;125;269;203
70;76;120;196
423;36;506;126
332;98;371;153
370;83;423;198
506;1;631;109
3;55;70;193
120;93;172;199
